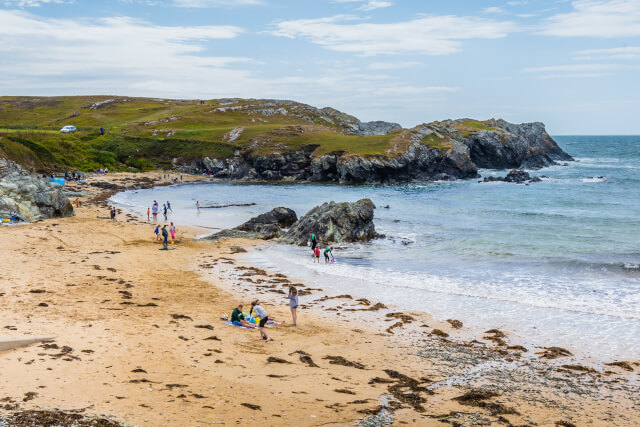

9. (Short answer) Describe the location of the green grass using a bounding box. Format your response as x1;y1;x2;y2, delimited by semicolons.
454;120;498;137
0;95;404;171
421;133;453;152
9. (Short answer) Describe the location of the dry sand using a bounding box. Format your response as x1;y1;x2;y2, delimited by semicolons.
0;173;638;426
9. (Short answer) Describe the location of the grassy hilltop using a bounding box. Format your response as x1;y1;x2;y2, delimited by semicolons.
0;96;495;172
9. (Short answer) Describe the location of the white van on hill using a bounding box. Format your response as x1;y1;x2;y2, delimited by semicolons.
60;125;77;134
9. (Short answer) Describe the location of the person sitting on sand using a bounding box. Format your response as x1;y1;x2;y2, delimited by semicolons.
231;304;255;328
251;300;272;341
161;225;169;249
287;286;298;326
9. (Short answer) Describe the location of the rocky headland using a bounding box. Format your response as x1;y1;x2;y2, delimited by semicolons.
195;118;572;184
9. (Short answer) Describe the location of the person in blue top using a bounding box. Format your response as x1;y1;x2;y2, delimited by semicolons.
154;225;160;241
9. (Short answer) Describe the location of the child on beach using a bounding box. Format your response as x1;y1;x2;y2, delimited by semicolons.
162;204;168;221
167;201;172;211
146;207;150;221
154;225;160;241
324;247;334;263
314;247;321;263
287;286;298;326
251;300;272;341
169;222;176;243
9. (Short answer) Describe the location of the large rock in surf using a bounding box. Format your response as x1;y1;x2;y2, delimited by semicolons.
0;158;73;220
208;207;297;241
482;169;543;184
280;198;378;246
193;119;572;184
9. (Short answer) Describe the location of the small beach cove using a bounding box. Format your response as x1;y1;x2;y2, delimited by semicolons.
0;169;637;426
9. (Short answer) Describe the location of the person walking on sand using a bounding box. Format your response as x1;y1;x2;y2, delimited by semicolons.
287;286;298;326
251;300;272;341
161;225;169;249
146;207;150;221
110;207;117;222
154;225;160;241
169;222;176;243
152;203;158;222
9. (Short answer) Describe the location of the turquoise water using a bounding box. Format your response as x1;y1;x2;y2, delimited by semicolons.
112;136;640;359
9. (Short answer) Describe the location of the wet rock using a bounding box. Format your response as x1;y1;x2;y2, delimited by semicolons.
280;199;378;245
208;207;297;241
447;319;463;329
482;169;540;184
0;158;73;220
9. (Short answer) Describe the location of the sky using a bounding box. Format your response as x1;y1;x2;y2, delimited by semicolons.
1;0;639;134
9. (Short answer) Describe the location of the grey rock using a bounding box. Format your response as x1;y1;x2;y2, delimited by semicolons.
482;169;540;184
208;207;297;241
0;158;73;220
280;199;378;245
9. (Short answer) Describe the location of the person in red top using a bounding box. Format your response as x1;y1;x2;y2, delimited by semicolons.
314;247;321;263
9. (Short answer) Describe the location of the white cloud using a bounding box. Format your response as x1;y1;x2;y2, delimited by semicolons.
271;14;517;56
331;0;392;11
171;0;261;6
484;6;506;14
3;0;68;7
540;0;640;37
368;61;421;70
522;63;621;78
574;46;640;60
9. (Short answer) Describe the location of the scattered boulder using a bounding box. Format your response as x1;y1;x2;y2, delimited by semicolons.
280;199;378;245
208;207;297;241
0;158;73;220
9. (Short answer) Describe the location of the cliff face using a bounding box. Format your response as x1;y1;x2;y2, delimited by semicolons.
0;158;73;220
193;119;572;184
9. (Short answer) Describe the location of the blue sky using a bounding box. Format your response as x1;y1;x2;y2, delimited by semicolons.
1;0;639;134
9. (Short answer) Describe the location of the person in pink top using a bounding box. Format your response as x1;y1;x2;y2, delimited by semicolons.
169;222;176;242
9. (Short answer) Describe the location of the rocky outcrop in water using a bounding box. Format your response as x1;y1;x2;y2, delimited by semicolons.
208;207;297;241
482;169;543;184
0;158;73;220
192;119;572;184
280;199;378;246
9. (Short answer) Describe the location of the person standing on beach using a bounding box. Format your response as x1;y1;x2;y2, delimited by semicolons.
310;233;317;252
162;204;168;221
161;225;169;249
287;286;298;326
251;300;272;341
110;207;116;222
154;225;160;241
196;200;200;211
146;207;150;221
166;201;172;212
313;246;321;263
169;222;176;243
152;203;158;222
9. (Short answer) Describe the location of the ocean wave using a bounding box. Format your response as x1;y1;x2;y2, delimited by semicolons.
581;176;607;183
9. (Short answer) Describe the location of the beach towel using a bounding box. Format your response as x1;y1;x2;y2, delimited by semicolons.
224;320;281;330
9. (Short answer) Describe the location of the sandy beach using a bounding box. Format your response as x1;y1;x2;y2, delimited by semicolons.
0;173;638;426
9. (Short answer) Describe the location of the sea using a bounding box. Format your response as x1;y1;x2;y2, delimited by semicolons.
111;136;640;361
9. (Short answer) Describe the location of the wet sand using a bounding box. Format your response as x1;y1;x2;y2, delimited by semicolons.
0;173;638;426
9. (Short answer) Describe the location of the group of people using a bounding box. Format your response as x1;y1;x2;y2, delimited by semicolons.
63;170;83;181
154;222;177;249
309;233;334;263
148;200;172;222
230;287;299;341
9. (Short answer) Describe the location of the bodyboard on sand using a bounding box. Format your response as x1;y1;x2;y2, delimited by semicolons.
224;320;281;330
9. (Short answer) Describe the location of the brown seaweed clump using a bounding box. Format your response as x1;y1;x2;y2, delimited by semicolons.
382;369;433;412
452;389;520;416
7;410;123;427
323;355;365;369
605;361;634;372
536;347;573;359
447;319;463;329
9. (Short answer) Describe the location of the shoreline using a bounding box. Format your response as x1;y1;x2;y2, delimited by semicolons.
0;172;638;426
